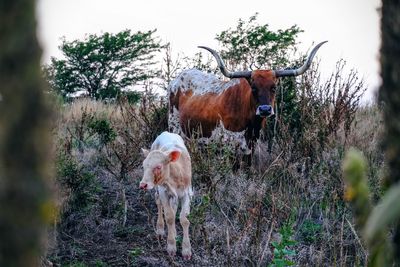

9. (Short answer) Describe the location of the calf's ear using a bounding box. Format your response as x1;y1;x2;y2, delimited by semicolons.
141;148;150;157
168;150;181;162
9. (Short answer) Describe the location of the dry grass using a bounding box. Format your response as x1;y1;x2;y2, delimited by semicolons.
47;79;384;266
59;98;123;125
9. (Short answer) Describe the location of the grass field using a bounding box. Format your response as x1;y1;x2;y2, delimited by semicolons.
44;83;384;267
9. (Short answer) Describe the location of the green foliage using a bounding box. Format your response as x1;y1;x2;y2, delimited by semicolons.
365;183;400;250
94;260;108;267
343;148;371;228
343;148;391;266
56;153;98;212
213;14;365;162
183;51;216;73
264;76;298;150
44;29;162;100
65;102;97;153
215;13;302;69
269;222;297;267
298;219;322;245
128;247;142;257
128;247;142;266
188;194;210;226
63;103;118;151
175;236;183;247
118;91;142;104
269;61;366;161
114;226;145;238
187;133;236;199
88;117;116;145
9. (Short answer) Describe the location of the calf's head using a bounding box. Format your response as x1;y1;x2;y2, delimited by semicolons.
139;149;181;190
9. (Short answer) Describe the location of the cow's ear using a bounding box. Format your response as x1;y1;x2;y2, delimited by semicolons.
168;150;181;162
141;148;150;157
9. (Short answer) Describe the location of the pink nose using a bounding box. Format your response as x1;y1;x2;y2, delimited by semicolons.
139;183;148;190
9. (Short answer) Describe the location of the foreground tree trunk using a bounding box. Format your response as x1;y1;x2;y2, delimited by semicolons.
379;0;400;262
0;0;53;266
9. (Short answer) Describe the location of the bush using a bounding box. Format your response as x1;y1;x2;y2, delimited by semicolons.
265;60;366;162
56;153;98;215
270;221;297;267
118;91;142;104
88;117;116;145
298;219;322;245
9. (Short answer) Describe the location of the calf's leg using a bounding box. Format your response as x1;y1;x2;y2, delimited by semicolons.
160;191;178;257
180;192;192;260
155;190;164;236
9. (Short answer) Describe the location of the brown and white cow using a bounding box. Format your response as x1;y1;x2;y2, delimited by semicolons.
168;41;327;165
140;131;192;260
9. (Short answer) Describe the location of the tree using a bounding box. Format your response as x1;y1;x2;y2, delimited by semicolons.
213;14;305;150
0;0;53;266
215;13;302;70
44;29;162;100
209;14;365;160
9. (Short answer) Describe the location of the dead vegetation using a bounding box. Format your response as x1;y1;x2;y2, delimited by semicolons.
46;63;383;267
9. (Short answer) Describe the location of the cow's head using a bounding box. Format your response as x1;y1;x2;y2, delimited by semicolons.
199;41;327;118
139;148;181;190
250;70;277;117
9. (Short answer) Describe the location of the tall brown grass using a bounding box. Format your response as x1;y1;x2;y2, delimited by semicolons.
47;66;383;266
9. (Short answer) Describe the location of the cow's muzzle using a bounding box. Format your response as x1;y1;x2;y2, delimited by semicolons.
256;105;274;117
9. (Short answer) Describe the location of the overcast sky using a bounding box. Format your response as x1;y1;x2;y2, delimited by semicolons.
36;0;381;102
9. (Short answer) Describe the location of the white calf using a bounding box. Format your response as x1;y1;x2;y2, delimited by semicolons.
139;131;192;260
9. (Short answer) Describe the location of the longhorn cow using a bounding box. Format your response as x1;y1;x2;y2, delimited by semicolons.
168;41;327;165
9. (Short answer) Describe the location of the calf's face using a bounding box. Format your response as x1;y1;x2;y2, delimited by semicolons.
139;149;181;190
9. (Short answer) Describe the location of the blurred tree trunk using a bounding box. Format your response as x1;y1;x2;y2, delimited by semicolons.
379;0;400;262
0;0;53;266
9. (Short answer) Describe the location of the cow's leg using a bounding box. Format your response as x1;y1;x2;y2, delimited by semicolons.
155;190;165;237
180;191;192;260
243;119;262;168
242;138;254;169
160;190;178;257
242;149;253;168
242;127;254;169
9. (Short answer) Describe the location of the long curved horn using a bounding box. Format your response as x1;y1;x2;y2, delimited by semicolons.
274;41;328;77
198;46;252;79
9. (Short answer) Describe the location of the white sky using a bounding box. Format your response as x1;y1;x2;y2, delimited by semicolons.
36;0;381;102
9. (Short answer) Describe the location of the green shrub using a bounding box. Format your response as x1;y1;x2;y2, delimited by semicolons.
188;194;210;227
298;219;322;245
128;247;142;266
88;117;116;145
56;153;98;213
119;91;142;104
269;222;297;267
